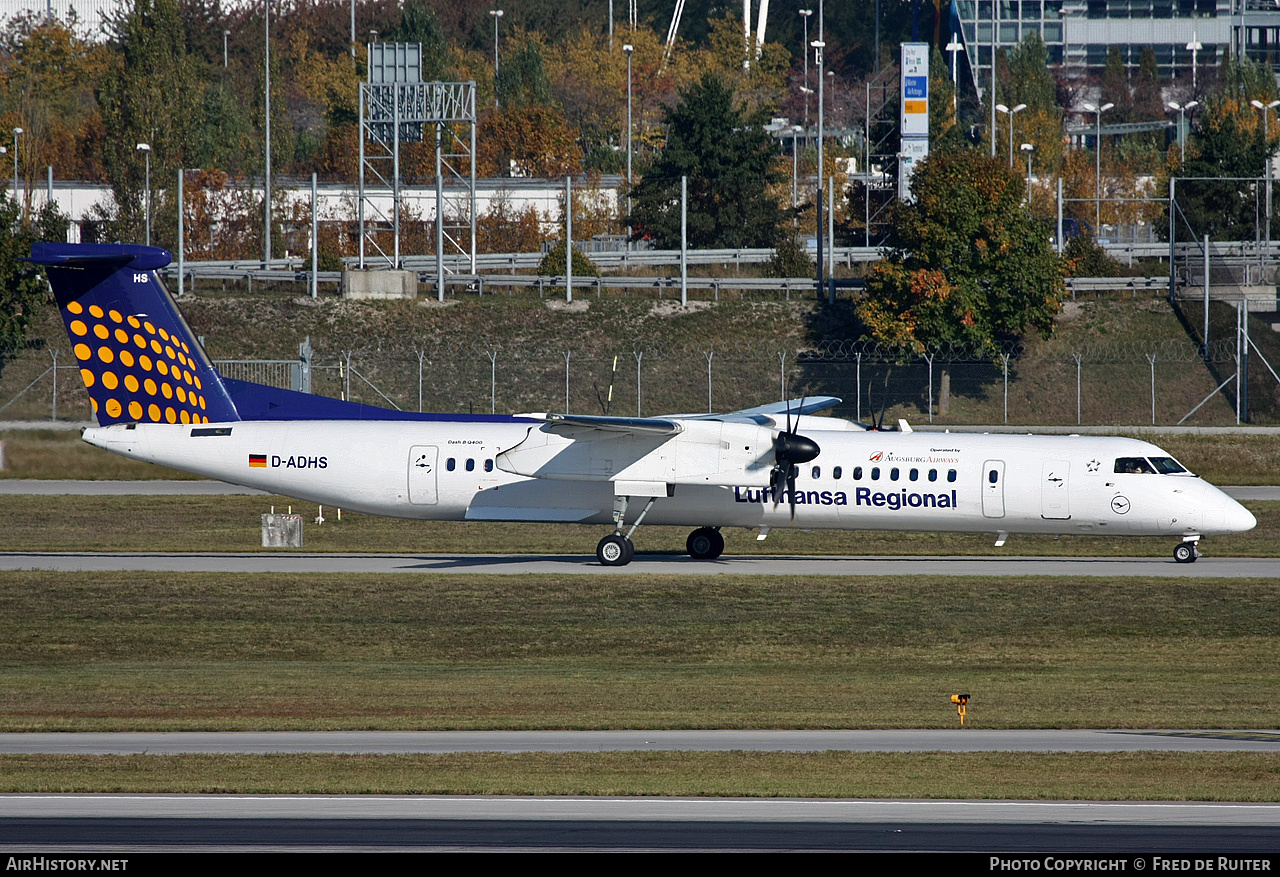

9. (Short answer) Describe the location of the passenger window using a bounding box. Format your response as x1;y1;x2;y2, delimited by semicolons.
928;468;938;482
484;459;494;472
1114;457;1156;475
466;458;475;471
988;469;999;484
832;466;842;480
811;466;820;479
909;468;919;481
871;467;880;480
853;466;863;480
446;458;456;471
890;467;899;481
947;469;957;482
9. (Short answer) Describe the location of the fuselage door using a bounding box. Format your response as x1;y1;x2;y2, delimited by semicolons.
982;459;1006;518
1041;460;1070;519
408;445;439;505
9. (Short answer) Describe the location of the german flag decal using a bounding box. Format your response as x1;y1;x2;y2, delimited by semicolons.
249;454;267;468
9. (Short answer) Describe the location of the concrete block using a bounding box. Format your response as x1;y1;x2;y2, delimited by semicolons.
342;269;418;300
261;513;303;548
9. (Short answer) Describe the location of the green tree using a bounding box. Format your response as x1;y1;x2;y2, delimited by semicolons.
1164;53;1279;241
856;149;1064;351
0;198;69;374
1132;47;1164;121
1000;32;1058;113
496;33;552;109
390;2;451;82
1100;46;1133;124
627;73;784;249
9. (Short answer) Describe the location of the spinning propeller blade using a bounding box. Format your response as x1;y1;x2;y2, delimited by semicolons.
770;396;820;520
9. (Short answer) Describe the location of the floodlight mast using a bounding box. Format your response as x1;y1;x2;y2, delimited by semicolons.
1082;101;1114;230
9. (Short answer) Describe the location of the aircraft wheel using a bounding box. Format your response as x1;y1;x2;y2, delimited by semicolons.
686;527;724;560
1173;542;1197;564
597;533;633;566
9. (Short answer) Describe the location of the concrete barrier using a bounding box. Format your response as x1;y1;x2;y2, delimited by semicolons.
261;513;303;548
341;269;418;300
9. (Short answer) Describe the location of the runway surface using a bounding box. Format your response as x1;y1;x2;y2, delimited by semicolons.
2;550;1277;577
2;796;1278;852
1;479;1277;499
4;729;1279;755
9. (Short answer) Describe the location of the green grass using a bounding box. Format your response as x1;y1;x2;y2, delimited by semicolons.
2;572;1278;731
3;752;1279;800
1;493;1276;556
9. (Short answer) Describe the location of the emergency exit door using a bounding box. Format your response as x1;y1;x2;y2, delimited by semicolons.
408;445;439;504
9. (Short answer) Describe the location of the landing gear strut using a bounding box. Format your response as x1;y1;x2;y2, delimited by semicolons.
1173;539;1201;564
686;527;724;560
596;493;658;566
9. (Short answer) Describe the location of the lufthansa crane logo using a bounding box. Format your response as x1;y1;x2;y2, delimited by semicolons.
1110;495;1131;515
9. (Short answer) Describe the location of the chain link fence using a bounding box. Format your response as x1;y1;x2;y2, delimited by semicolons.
4;332;1268;427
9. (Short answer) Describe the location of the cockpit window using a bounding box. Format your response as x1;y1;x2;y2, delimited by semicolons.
1114;457;1156;475
1149;457;1188;474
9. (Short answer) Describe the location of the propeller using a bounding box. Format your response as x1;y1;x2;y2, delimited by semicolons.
770;397;821;520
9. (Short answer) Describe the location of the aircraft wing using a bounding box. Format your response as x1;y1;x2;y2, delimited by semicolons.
541;413;683;437
666;396;842;425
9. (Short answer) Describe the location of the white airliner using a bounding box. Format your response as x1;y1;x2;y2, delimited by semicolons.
35;242;1256;565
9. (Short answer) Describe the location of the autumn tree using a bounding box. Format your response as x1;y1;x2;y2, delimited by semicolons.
95;0;202;242
628;73;784;249
994;33;1064;174
0;15;108;200
857;149;1064;352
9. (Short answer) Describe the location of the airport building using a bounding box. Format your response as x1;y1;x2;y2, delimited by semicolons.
0;0;118;37
950;0;1280;92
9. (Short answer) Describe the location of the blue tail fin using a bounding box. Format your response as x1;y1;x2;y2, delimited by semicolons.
30;242;241;426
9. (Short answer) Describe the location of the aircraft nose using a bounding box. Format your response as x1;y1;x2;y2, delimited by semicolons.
1224;498;1257;533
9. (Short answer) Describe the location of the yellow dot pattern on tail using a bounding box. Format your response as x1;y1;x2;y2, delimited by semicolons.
64;298;209;424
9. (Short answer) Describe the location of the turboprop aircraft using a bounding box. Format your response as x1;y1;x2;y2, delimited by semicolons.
35;242;1256;566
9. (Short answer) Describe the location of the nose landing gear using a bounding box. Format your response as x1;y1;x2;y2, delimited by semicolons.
1173;538;1201;564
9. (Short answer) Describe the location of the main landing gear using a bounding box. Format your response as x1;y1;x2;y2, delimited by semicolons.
1173;537;1202;564
686;526;725;560
595;495;728;567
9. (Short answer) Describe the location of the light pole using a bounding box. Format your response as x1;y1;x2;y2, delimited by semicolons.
813;34;826;299
223;29;230;67
1251;98;1279;245
11;127;21;201
623;43;633;240
350;0;355;57
945;33;962;114
1082;101;1114;231
490;9;504;109
989;0;998;158
135;142;151;246
264;0;272;266
798;9;812;127
1167;100;1198;165
995;103;1026;168
792;124;803;221
1187;32;1202;92
1021;142;1034;205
